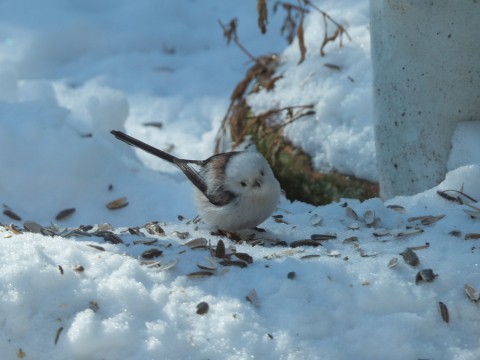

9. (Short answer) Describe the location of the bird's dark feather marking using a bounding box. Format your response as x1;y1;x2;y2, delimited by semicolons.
174;160;208;194
111;130;177;163
206;187;237;207
111;130;239;207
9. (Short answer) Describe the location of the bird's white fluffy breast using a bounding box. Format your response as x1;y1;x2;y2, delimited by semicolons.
194;151;281;230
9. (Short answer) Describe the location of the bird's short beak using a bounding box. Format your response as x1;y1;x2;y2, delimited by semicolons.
253;178;262;188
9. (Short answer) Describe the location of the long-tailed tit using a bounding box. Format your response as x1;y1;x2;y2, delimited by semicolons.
111;130;281;230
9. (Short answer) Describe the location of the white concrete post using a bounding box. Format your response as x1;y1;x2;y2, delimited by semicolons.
370;0;480;199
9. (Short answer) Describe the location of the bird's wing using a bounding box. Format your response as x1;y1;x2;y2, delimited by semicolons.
175;161;237;207
174;160;208;195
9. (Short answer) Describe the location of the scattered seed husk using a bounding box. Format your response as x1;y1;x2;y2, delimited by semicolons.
87;244;105;251
144;222;165;236
171;230;189;240
310;233;337;241
139;259;159;268
58;265;64;275
342;236;359;245
96;223;113;231
102;232;124;244
141;248;163;259
215;239;226;258
421;215;445;225
347;222;361;230
54;326;64;345
437;189;477;204
23;220;44;234
400;248;420;266
310;214;322;226
106;197;128;210
408;215;445;225
3;209;21;221
197;263;217;271
142;258;178;271
156;258;179;271
415;269;437;284
395;228;424;238
300;254;321;260
291;239;323;248
9;224;23;234
234;252;253;264
55;208;76;221
325;249;341;257
345;207;359;220
272;214;286;223
358;249;379;258
79;225;94;232
267;333;274;339
364;210;375;225
187;271;214;279
264;248;304;260
464;284;480;302
465;233;480;240
386;204;406;213
449;230;462;237
219;260;247;268
133;239;158;245
437;190;461;203
438;302;449;323
61;228;91;238
213;230;241;242
196;301;209;315
373;229;390;237
324;63;341;70
89;300;99;312
387;257;399;268
73;265;85;273
246;289;260;307
464;209;480;219
143;121;163;128
127;227;144;236
185;237;208;249
287;271;296;280
409;242;430;251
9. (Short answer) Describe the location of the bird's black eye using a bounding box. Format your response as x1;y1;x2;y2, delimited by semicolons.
240;181;247;187
260;170;265;176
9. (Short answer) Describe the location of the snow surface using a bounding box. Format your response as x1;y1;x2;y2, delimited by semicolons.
1;1;480;359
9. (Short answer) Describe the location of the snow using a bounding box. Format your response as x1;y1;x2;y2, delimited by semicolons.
1;1;480;360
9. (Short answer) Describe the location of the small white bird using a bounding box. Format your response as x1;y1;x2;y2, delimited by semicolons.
111;130;281;231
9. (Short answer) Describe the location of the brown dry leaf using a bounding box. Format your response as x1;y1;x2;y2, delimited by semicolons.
220;18;238;44
320;26;341;57
297;17;307;65
465;233;480;240
231;76;252;102
257;0;268;34
230;99;249;146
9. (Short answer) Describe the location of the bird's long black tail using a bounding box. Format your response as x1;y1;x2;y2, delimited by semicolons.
111;130;177;164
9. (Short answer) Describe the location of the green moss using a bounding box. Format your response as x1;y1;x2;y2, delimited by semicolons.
242;108;378;205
